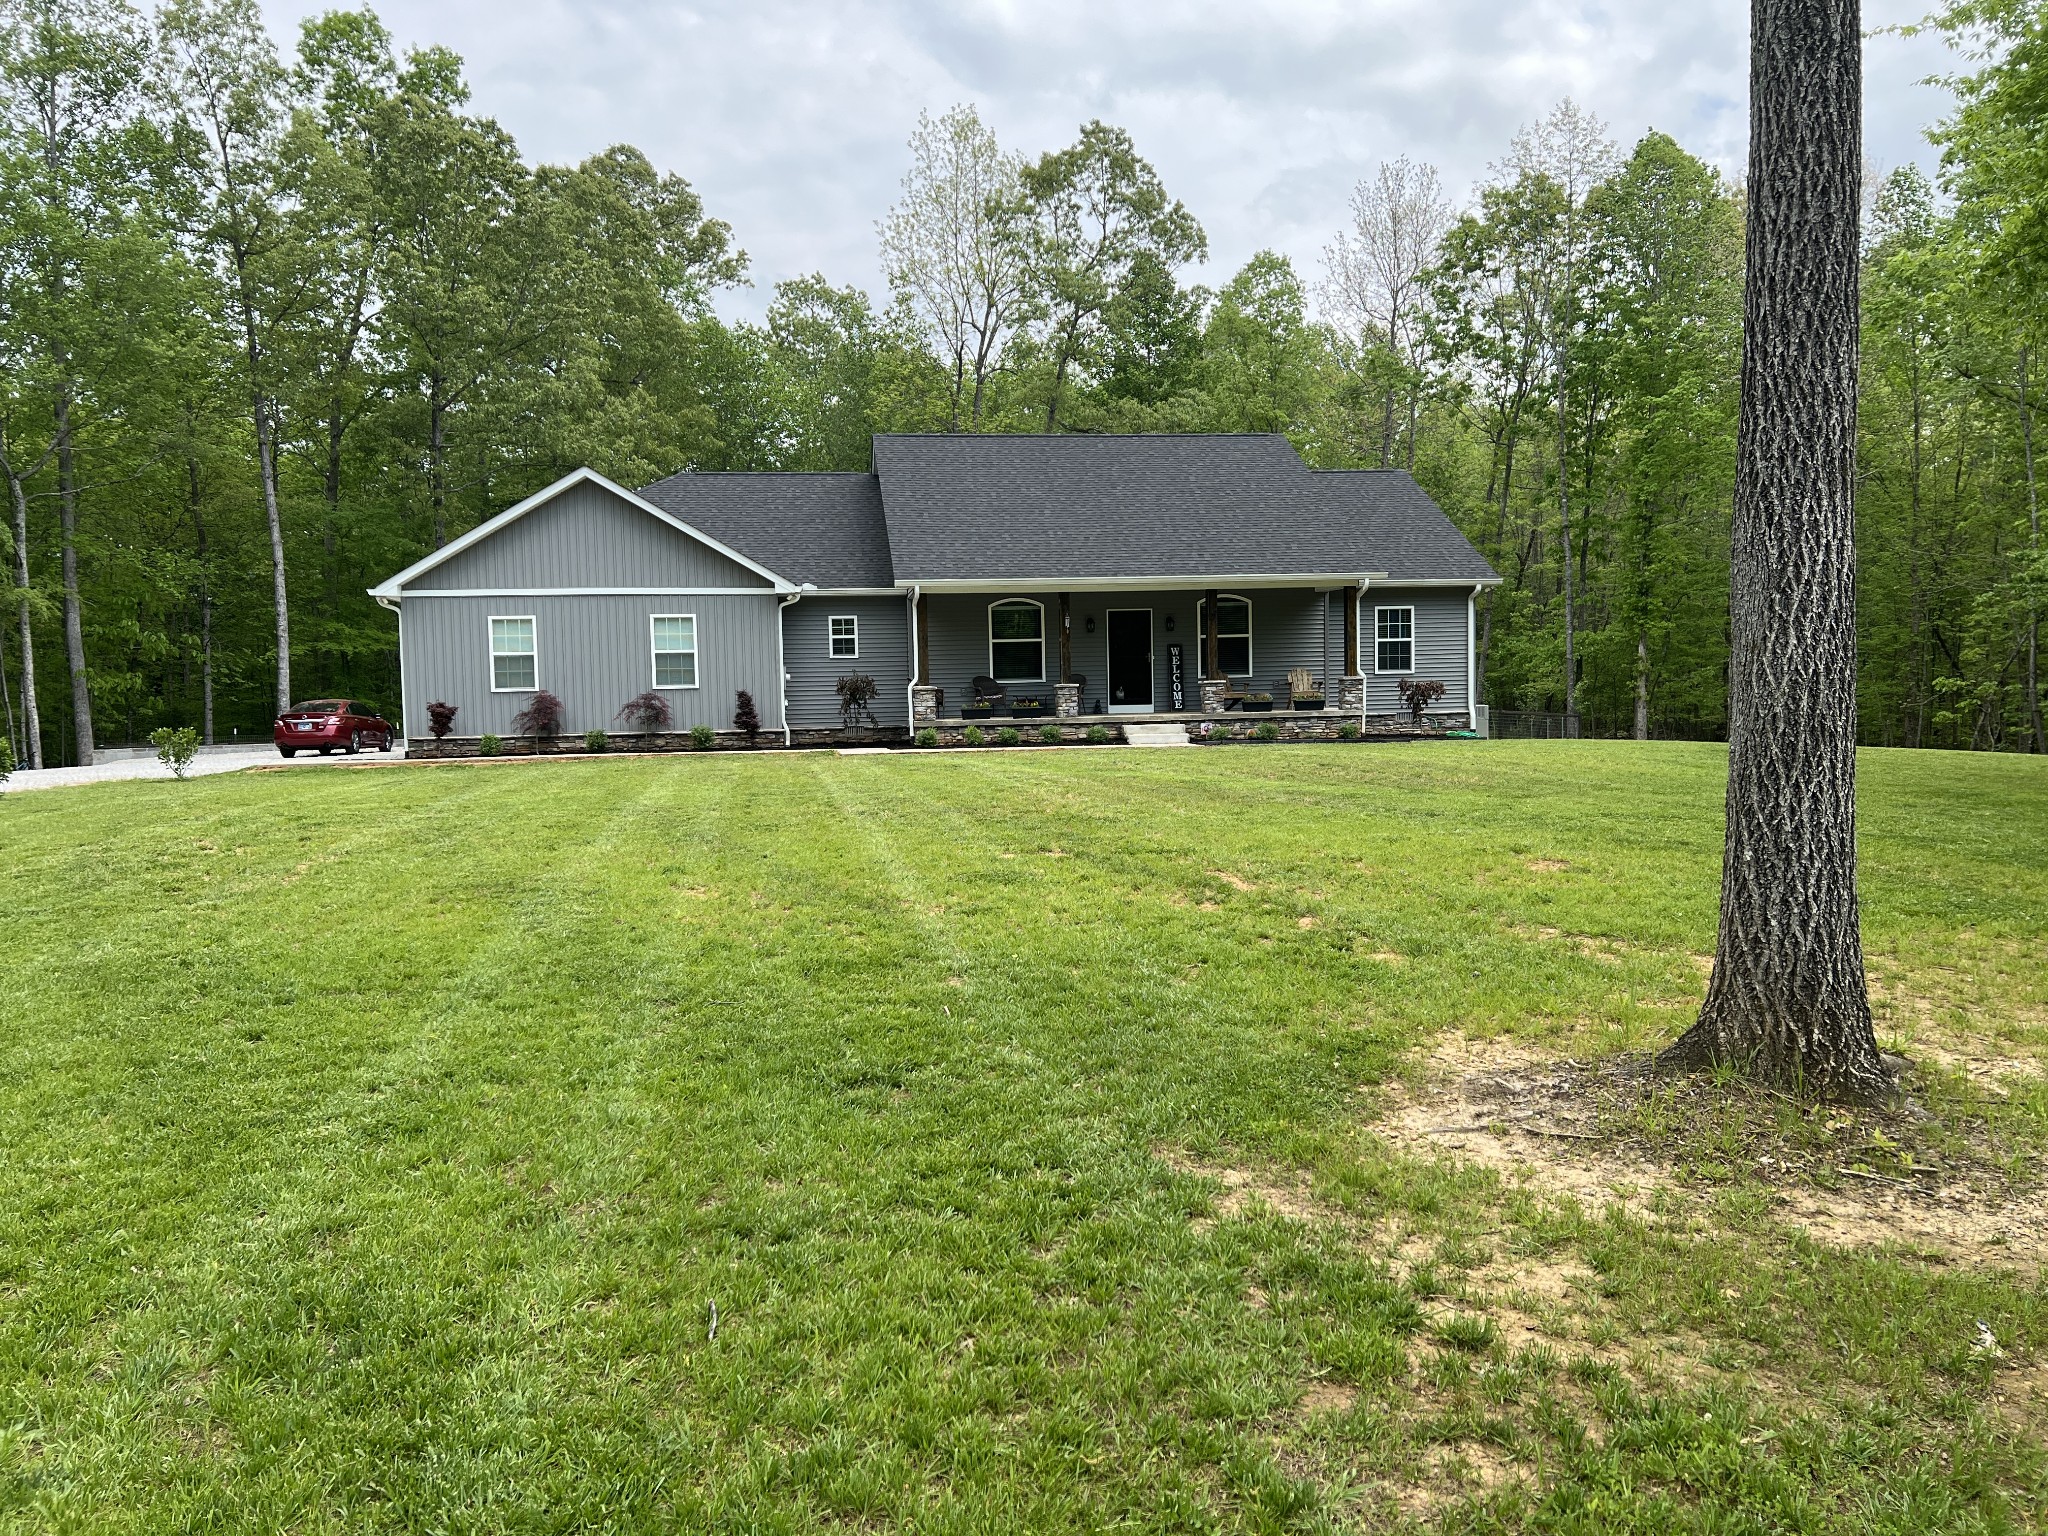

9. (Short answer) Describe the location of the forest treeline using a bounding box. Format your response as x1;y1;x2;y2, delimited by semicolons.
2;0;2042;765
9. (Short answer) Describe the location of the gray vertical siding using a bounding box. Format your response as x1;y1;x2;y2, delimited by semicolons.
1360;586;1473;714
409;480;779;591
399;593;785;738
919;587;1341;713
784;595;911;729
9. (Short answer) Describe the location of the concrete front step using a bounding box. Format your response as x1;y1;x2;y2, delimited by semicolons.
1119;722;1193;748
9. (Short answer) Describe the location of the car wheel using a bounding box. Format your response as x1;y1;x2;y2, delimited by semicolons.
347;731;361;755
379;733;394;753
280;747;296;758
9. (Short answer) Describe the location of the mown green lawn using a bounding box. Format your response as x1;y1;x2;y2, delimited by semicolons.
0;741;2043;1533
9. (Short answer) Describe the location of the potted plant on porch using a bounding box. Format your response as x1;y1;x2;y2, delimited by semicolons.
1241;693;1275;713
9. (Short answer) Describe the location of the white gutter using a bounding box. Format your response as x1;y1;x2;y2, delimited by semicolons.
905;583;922;733
1468;582;1482;716
373;594;405;738
778;588;809;746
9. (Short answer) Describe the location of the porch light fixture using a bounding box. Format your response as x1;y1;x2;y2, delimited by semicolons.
1084;615;1095;633
1164;614;1175;632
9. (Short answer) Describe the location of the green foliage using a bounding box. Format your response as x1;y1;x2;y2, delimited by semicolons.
996;726;1022;747
1252;721;1280;742
582;729;608;753
962;725;984;747
477;734;502;756
1086;724;1110;744
689;723;715;750
914;727;938;748
0;734;14;784
149;726;201;779
1038;724;1061;743
1337;721;1362;741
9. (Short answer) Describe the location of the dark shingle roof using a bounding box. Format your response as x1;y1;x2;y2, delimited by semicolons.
868;433;1495;584
636;470;894;589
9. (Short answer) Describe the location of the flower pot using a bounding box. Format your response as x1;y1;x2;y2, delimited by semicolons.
961;704;995;720
1294;697;1326;711
1242;698;1274;713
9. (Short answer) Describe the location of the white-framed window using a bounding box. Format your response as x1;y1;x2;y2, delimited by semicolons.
1196;594;1253;677
651;614;699;689
988;599;1045;683
489;615;536;692
828;615;859;659
1376;606;1415;673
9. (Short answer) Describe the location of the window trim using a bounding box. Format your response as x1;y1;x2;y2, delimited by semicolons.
987;598;1047;684
1374;604;1416;675
650;612;701;691
1197;593;1255;678
827;614;860;660
488;614;538;694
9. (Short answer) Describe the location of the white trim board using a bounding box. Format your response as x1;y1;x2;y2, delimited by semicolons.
367;467;798;599
388;587;778;598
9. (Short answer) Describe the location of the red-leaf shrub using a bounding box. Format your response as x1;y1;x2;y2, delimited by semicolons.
1396;677;1447;722
615;691;672;733
427;700;458;739
511;690;564;741
836;673;879;728
734;689;762;743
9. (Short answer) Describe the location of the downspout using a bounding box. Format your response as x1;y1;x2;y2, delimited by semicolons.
1468;583;1481;732
778;588;805;747
905;584;921;735
374;592;404;742
1356;575;1371;725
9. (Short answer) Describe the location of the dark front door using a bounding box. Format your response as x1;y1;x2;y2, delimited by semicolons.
1107;609;1153;713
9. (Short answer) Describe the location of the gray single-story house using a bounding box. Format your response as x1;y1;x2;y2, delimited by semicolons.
369;433;1500;749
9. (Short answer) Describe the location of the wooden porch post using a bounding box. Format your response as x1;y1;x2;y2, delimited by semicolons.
916;592;931;684
1059;591;1072;683
1203;588;1221;679
1343;585;1361;674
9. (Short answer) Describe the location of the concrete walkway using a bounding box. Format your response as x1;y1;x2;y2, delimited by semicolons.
2;743;407;794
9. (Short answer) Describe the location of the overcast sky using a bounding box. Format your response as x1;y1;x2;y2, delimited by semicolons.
259;0;1957;323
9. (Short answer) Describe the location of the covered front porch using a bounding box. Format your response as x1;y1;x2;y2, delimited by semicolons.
906;584;1370;727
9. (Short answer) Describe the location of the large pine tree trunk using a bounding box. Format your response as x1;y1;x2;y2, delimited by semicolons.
1660;0;1891;1103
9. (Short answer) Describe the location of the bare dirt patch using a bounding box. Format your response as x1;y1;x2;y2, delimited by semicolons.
1297;1381;1358;1416
1161;1150;1326;1229
1207;869;1259;892
1525;859;1571;873
1371;1034;2048;1268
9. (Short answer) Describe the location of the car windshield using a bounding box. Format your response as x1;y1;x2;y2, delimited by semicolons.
291;700;349;713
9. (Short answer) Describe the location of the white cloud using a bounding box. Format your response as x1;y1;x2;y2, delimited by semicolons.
259;0;1957;320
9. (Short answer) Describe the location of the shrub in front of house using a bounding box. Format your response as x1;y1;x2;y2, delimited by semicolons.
962;725;985;746
836;673;879;728
1253;721;1280;742
511;690;564;744
996;727;1022;747
1086;724;1109;744
734;689;762;744
583;729;609;753
915;727;939;747
150;726;201;778
691;723;716;750
1038;724;1061;744
616;690;672;734
1338;720;1362;741
478;734;503;756
427;700;458;739
1397;677;1447;721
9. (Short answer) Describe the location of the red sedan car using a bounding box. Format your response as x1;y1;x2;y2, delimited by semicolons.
274;699;397;757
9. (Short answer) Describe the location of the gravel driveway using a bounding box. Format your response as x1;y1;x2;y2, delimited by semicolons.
1;743;408;794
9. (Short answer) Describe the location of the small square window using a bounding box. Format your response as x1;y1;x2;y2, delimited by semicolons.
652;614;698;689
1375;607;1414;673
829;615;859;659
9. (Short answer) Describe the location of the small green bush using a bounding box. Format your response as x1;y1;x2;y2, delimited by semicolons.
963;725;984;746
996;727;1022;747
478;734;503;756
150;725;201;778
583;728;609;753
1253;722;1280;743
1039;724;1062;744
690;723;716;750
1337;720;1362;741
1086;724;1109;744
914;727;939;748
0;734;15;784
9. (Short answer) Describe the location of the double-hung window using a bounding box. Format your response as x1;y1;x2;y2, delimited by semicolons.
652;614;698;689
1375;606;1415;673
1196;595;1253;676
829;615;859;659
988;600;1045;682
489;616;536;692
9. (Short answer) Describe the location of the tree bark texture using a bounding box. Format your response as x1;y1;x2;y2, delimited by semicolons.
56;392;92;765
10;471;41;770
1661;0;1891;1103
2021;344;2042;753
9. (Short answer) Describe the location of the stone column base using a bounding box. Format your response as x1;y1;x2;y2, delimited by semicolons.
1336;675;1365;713
1199;678;1228;713
911;684;942;725
1054;682;1081;717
